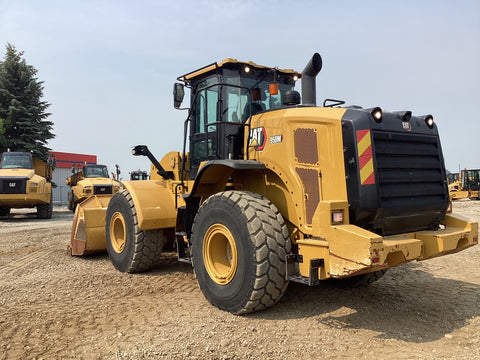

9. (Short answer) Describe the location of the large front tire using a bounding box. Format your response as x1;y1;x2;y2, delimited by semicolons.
67;191;77;212
105;190;165;273
191;191;291;314
37;194;53;219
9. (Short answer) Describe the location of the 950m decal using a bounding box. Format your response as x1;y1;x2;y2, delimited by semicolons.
269;134;283;144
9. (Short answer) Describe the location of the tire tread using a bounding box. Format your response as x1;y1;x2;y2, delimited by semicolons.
108;190;164;273
192;190;291;314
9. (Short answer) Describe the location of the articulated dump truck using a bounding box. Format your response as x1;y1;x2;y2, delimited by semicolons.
0;151;54;219
69;53;478;314
66;164;122;212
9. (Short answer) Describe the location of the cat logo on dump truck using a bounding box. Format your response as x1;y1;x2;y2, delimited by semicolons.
249;127;266;151
356;129;375;185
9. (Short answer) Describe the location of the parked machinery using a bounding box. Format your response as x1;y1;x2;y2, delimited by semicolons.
66;164;122;212
130;170;149;180
461;169;480;199
0;151;54;218
448;173;469;200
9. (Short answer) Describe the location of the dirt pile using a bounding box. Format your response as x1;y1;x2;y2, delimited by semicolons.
1;202;479;359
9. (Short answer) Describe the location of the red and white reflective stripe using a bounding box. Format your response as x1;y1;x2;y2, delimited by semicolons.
356;130;375;185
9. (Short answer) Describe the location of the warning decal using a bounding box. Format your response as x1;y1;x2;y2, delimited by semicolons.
356;129;375;185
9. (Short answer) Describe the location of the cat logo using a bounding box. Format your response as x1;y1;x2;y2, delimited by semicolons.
249;127;266;151
9;183;16;188
402;121;412;131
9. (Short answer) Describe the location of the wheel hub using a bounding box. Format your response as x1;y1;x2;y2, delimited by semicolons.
110;211;126;253
203;224;238;285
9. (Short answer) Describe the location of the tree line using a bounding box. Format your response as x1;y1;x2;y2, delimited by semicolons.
0;43;54;161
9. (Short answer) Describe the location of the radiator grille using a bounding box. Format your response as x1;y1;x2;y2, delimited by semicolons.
372;131;447;218
93;184;113;195
0;177;28;194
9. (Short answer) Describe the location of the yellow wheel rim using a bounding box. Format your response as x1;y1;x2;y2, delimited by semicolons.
203;224;238;285
110;212;126;253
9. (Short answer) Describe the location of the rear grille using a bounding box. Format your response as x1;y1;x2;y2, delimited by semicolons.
341;108;449;236
93;184;112;195
372;131;448;231
0;177;28;194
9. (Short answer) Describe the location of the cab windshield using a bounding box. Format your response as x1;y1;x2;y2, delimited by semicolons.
84;165;109;178
0;153;33;169
222;69;296;123
194;68;297;126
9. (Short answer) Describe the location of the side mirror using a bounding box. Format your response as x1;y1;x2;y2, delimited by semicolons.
173;83;185;109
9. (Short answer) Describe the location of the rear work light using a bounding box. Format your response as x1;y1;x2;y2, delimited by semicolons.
369;107;383;123
424;115;434;128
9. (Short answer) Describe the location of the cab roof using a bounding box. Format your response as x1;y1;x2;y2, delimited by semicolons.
177;58;301;83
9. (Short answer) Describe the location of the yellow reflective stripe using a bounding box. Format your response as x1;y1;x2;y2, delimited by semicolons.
357;132;371;156
360;158;374;184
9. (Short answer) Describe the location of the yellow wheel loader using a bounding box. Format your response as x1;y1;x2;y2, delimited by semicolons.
0;151;54;219
448;181;469;201
66;164;122;212
461;169;480;200
70;53;478;314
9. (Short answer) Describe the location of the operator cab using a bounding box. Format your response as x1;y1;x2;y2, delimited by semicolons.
174;59;301;178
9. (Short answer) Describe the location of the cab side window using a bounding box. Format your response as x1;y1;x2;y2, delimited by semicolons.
191;86;219;170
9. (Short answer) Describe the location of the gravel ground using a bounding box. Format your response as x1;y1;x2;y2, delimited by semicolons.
0;201;479;360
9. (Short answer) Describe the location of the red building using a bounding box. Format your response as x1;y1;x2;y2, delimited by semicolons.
51;151;97;169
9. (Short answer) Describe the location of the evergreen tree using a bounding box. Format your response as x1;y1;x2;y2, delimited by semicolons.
0;43;54;161
0;118;5;145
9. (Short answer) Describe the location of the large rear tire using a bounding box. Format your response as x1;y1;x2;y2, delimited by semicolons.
191;191;291;314
105;190;165;273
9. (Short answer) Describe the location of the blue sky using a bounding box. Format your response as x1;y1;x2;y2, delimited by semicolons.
1;0;479;176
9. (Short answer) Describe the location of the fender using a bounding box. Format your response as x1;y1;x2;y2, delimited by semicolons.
122;180;177;230
186;159;266;199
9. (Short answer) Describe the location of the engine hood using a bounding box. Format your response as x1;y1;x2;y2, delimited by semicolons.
0;168;35;179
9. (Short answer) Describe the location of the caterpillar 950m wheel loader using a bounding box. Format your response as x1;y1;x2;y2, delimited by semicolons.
70;53;478;314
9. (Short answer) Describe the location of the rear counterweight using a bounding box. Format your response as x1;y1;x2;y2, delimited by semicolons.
342;109;449;236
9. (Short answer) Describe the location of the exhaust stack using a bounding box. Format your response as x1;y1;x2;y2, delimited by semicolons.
301;53;323;107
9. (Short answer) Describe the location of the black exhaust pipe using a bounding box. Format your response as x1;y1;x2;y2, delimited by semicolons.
301;53;322;107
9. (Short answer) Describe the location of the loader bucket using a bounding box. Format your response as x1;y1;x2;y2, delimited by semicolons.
68;195;112;256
